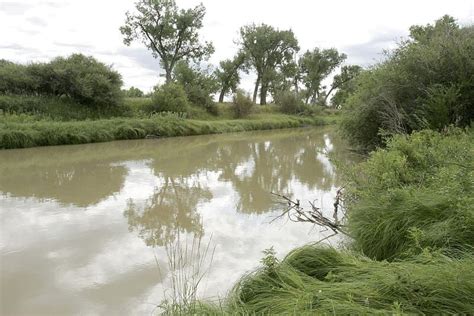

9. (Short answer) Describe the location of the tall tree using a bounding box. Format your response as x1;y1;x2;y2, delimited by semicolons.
215;53;246;103
299;48;346;105
120;0;214;83
239;24;299;105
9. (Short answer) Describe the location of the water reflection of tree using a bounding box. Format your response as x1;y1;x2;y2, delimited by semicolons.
123;140;219;247
217;131;340;214
124;175;211;247
0;162;127;207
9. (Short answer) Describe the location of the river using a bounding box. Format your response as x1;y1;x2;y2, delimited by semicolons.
0;127;354;315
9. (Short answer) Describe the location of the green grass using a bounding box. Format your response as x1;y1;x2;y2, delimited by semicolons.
0;114;328;149
0;95;132;120
345;128;474;261
196;246;474;315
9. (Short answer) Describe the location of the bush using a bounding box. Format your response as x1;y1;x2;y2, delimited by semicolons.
274;90;305;114
345;128;474;261
150;83;190;113
231;90;253;118
340;16;474;150
0;54;124;109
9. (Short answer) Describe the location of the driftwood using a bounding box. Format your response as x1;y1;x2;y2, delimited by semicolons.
271;187;350;239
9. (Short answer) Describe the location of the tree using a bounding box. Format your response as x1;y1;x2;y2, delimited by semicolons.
215;53;246;103
124;86;144;97
239;24;299;105
120;0;214;83
173;61;219;112
327;65;362;106
299;48;346;105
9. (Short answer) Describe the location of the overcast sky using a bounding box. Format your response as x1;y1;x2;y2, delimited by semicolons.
1;0;473;93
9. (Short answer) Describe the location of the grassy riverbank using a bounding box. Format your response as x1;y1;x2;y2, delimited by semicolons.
169;128;474;315
0;113;329;149
0;96;340;149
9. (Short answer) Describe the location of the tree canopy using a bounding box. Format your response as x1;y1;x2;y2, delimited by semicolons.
299;48;346;105
120;0;214;83
239;24;299;105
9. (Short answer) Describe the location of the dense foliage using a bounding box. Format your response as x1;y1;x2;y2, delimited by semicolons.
173;61;219;114
340;16;474;150
345;128;474;260
151;83;189;113
0;54;123;108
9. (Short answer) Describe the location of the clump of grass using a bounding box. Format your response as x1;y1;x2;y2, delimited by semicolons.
200;245;474;315
345;128;474;260
158;233;215;315
0;114;328;149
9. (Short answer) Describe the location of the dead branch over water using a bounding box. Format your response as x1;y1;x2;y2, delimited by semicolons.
271;187;351;239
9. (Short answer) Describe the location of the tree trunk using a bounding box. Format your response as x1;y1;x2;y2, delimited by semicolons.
165;69;172;84
253;75;261;104
219;88;226;103
260;83;268;105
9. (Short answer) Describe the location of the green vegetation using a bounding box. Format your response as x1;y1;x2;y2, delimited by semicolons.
150;83;190;114
231;90;254;118
345;129;474;261
0;113;327;149
196;247;473;315
120;0;214;83
340;16;473;151
0;54;123;108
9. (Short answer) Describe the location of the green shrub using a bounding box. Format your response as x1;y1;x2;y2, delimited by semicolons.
231;90;253;118
340;16;474;150
345;128;474;260
274;90;305;114
150;83;189;113
0;54;124;109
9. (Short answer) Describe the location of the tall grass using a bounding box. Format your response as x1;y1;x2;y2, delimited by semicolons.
158;233;215;315
0;95;132;120
345;128;474;260
195;246;474;315
0;114;327;149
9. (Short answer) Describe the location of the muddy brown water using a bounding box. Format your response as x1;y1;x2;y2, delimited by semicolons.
0;127;355;315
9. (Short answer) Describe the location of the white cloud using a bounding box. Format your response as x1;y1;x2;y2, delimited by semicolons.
0;0;472;92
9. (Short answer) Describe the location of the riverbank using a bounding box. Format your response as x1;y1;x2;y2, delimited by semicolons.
0;113;331;149
169;128;474;315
